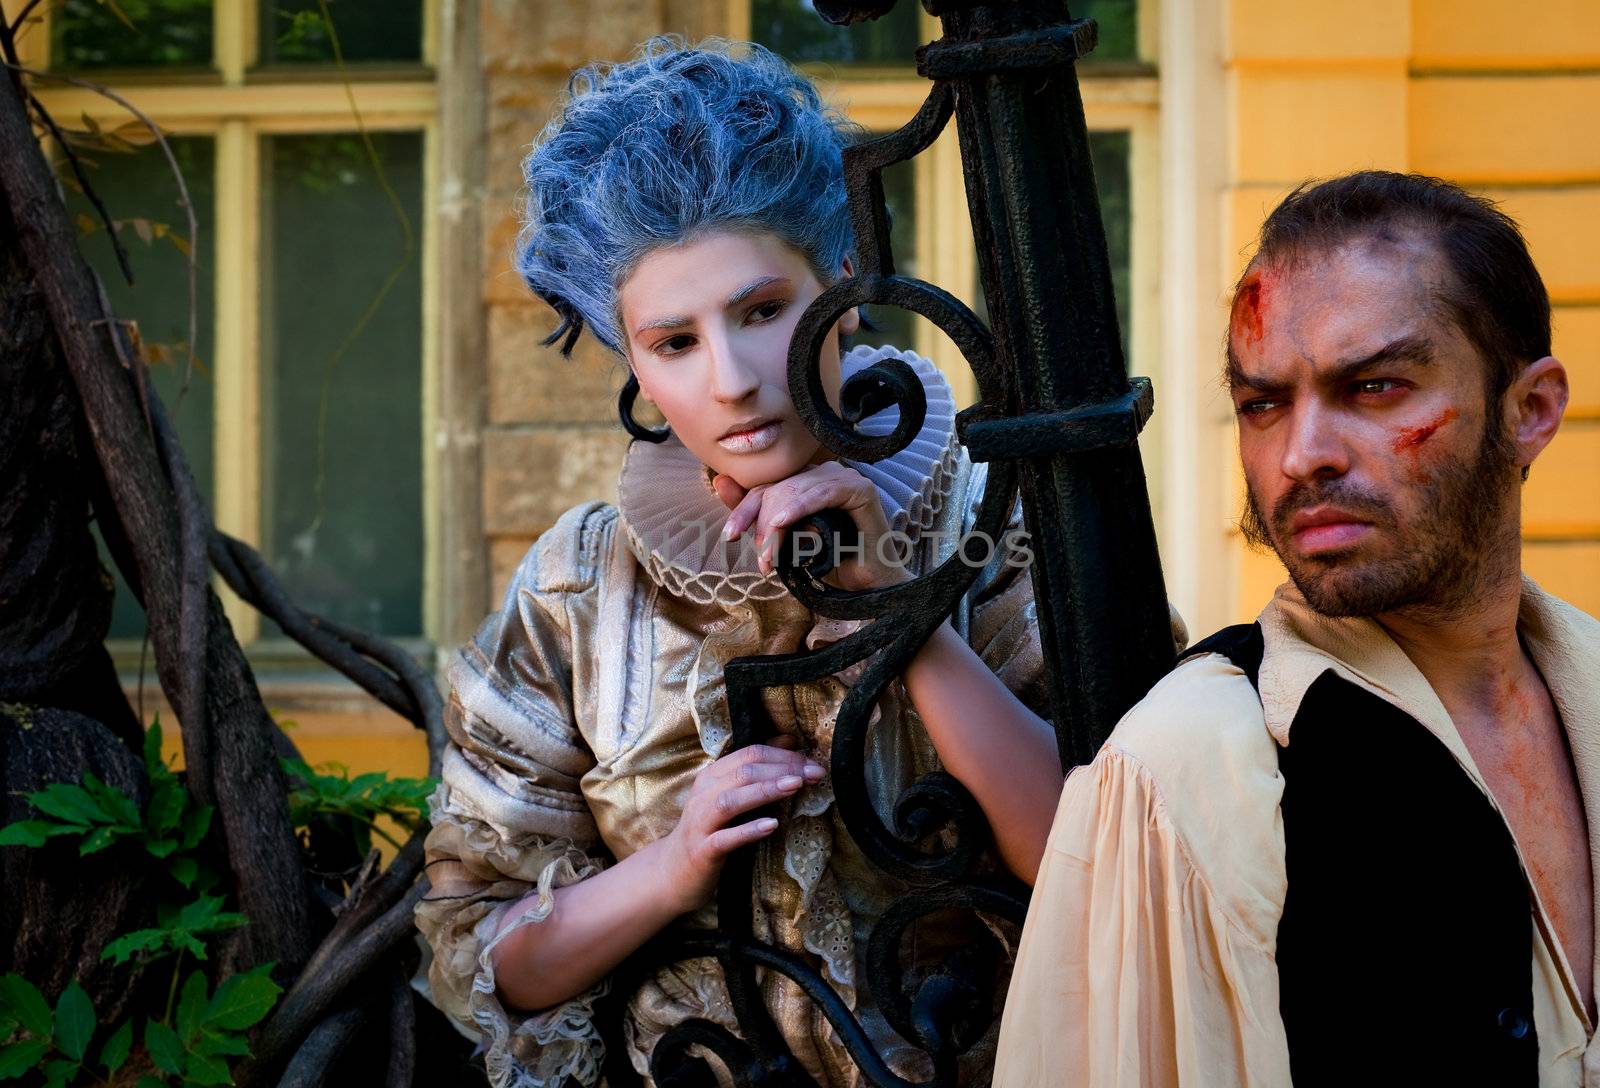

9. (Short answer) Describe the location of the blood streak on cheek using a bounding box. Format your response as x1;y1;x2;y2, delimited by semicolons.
1392;407;1459;453
1230;271;1270;347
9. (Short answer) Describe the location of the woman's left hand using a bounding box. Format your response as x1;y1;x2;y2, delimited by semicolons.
714;463;911;591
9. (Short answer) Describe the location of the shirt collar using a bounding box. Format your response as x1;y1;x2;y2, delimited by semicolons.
1257;575;1600;775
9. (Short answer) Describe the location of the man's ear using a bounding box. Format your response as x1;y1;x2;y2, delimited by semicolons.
1506;355;1569;473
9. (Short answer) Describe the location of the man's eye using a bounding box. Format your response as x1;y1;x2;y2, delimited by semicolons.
1352;379;1401;396
1237;398;1281;417
747;299;787;323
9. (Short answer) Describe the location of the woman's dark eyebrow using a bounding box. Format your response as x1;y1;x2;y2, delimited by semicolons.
727;276;789;306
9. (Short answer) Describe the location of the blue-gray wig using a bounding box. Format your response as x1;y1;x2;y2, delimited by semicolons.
514;36;862;357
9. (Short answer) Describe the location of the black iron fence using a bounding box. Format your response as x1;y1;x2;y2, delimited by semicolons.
597;2;1173;1083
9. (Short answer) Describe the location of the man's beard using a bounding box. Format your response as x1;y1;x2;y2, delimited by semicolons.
1241;416;1521;618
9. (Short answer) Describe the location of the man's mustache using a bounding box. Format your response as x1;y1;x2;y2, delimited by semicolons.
1270;478;1395;538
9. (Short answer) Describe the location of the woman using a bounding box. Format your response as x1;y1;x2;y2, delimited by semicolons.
415;36;1064;1088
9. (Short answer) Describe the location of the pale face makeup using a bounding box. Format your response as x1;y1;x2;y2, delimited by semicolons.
618;228;860;490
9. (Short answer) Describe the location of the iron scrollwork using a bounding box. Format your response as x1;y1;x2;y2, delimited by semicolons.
596;2;1175;1084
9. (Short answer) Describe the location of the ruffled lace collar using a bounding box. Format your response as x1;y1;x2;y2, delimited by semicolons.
615;344;960;608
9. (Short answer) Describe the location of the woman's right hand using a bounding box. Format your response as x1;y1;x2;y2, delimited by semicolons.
658;741;824;914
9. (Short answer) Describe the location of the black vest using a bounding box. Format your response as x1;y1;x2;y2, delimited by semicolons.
1181;624;1539;1087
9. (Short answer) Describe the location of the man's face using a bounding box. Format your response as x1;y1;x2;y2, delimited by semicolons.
1228;232;1521;618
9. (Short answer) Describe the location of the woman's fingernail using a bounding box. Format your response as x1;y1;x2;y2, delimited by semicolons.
778;775;803;790
757;817;779;831
804;763;824;779
722;519;735;541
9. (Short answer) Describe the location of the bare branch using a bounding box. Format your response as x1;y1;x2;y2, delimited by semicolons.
254;880;428;1069
2;61;200;395
275;1005;370;1088
386;967;417;1088
27;96;136;286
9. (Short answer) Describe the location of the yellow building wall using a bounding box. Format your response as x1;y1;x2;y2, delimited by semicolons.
1226;0;1600;622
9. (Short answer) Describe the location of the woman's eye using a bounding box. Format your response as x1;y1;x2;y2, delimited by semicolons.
655;334;695;356
747;299;787;324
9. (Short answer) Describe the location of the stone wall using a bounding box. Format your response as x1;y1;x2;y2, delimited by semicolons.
476;0;728;601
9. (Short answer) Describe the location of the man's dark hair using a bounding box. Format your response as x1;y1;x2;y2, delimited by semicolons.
1247;170;1551;405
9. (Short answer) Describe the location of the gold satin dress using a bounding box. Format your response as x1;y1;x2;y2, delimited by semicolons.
415;345;1049;1087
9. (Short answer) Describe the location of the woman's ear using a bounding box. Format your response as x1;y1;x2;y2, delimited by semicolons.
837;255;861;336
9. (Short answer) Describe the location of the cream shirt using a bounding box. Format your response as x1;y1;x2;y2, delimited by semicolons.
994;577;1600;1087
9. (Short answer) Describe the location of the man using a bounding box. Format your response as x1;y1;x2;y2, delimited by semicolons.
993;171;1595;1086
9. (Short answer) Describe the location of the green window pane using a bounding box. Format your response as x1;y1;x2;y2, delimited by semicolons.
750;0;921;66
259;0;423;65
261;132;424;638
972;129;1132;363
62;137;216;640
1074;0;1138;63
848;154;915;353
51;0;214;70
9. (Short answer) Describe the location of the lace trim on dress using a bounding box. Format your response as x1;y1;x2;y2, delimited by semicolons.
425;791;609;1088
614;344;960;608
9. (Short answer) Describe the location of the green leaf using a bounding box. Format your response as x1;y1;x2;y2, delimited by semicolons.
83;774;140;827
145;1020;185;1076
101;928;172;966
146;779;185;837
175;971;207;1045
40;1058;77;1088
0;974;52;1036
185;1050;232;1086
146;838;179;859
205;966;281;1031
26;783;109;825
135;1076;167;1088
79;826;121;855
0;1038;50;1079
191;1030;249;1058
179;807;213;851
99;1019;133;1074
52;981;95;1061
169;857;199;888
0;821;82;848
144;716;165;776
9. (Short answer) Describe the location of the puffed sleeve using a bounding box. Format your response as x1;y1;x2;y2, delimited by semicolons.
960;459;1050;715
415;501;618;1088
991;660;1292;1088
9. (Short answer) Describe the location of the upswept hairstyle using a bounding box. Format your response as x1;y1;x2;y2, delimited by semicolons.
1241;170;1551;406
515;36;863;357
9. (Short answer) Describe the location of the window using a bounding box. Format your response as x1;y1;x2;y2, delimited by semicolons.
15;0;438;660
735;0;1158;408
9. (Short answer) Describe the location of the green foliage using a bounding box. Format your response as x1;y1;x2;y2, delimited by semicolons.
282;757;432;857
0;966;280;1088
1;718;215;890
101;896;248;967
0;720;282;1086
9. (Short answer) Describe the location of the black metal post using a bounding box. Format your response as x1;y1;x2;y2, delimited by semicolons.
595;5;1176;1083
920;0;1174;767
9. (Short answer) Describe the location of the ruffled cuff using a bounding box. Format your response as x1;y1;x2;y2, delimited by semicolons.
470;900;609;1088
415;793;610;1088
